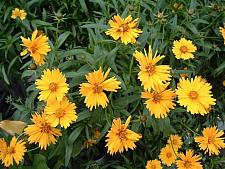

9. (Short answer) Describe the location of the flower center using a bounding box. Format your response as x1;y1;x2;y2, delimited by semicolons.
189;91;199;99
49;82;58;91
180;46;188;53
166;152;172;158
119;24;129;32
184;161;192;168
208;136;215;144
93;84;103;94
41;124;51;133
151;165;156;169
30;45;38;54
55;108;65;118
118;128;127;140
153;93;162;103
145;64;155;76
7;147;15;154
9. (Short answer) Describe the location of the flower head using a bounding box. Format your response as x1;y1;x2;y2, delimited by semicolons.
80;67;121;110
24;113;62;150
176;76;216;115
134;46;171;91
195;127;225;156
20;30;51;65
146;159;162;169
105;116;142;155
11;8;27;20
219;27;225;45
167;134;183;150
45;97;77;128
176;150;203;169
172;38;197;60
0;137;26;167
141;84;176;118
159;145;177;166
35;69;69;103
105;15;142;44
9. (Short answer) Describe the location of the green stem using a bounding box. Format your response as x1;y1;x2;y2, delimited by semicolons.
55;20;60;63
27;147;39;153
177;121;199;136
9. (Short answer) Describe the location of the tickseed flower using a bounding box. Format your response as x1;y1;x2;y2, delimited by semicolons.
80;67;121;110
105;15;142;44
223;80;225;86
146;159;162;169
35;69;69;103
159;145;177;166
172;38;197;60
24;113;62;150
141;84;176;118
0;137;26;167
195;126;225;156
176;150;203;169
105;116;142;155
20;29;51;65
167;134;183;150
83;139;96;149
219;26;225;45
11;8;27;20
176;76;216;115
44;97;77;128
133;46;171;91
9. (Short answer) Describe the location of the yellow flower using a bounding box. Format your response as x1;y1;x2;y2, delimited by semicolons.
105;15;142;44
133;46;171;91
146;159;162;169
172;38;197;60
105;116;142;155
195;127;225;156
176;76;216;115
223;80;225;86
24;113;62;150
176;150;203;169
83;139;96;149
11;8;27;20
141;84;176;118
44;97;77;128
159;145;177;166
80;67;121;110
0;137;26;167
35;69;69;103
219;27;225;45
94;129;101;139
20;29;51;65
167;134;183;150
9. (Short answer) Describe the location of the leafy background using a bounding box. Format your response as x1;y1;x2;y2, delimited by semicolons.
1;0;225;168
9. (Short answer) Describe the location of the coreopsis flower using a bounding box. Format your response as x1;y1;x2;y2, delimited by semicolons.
80;67;121;110
44;97;77;128
11;8;27;20
167;134;183;150
146;159;162;169
172;38;197;60
141;84;176;118
223;80;225;86
176;76;216;115
0;137;26;167
105;15;142;44
176;150;203;169
219;27;225;45
24;113;62;150
83;139;96;149
159;145;177;166
105;116;142;155
20;29;51;65
133;46;171;91
195;127;225;156
35;69;69;103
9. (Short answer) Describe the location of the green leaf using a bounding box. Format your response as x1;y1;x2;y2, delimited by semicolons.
32;154;49;169
1;66;10;85
68;126;84;145
58;31;71;48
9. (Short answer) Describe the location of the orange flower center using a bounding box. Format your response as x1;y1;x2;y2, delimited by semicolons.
166;152;172;158
153;93;162;103
93;84;103;94
41;124;51;133
146;64;155;75
7;147;15;154
208;136;215;144
55;108;65;118
184;160;192;168
119;24;129;32
189;91;198;99
180;46;188;53
49;82;58;91
118;128;127;140
151;165;156;169
30;44;39;54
